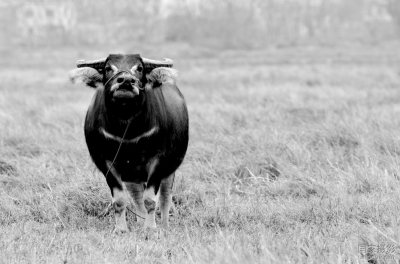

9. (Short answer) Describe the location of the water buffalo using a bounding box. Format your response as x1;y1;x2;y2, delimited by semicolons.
69;54;189;233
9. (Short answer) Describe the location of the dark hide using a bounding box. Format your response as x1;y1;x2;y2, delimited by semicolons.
73;54;188;231
86;54;188;187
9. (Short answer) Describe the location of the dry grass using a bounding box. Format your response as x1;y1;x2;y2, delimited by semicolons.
1;45;400;263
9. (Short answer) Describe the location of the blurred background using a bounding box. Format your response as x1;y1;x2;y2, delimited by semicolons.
1;0;400;60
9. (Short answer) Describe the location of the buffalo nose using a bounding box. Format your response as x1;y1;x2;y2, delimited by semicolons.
116;76;125;84
124;75;135;84
117;75;136;85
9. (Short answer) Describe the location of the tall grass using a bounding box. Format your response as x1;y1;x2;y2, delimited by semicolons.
0;45;400;263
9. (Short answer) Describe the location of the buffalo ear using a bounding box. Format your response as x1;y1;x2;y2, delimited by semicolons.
144;72;161;89
145;67;178;89
69;67;103;88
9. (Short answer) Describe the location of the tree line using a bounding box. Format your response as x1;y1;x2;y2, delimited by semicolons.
1;0;400;48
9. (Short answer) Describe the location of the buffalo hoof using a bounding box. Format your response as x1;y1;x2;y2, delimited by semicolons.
143;222;156;230
113;226;129;235
161;221;169;229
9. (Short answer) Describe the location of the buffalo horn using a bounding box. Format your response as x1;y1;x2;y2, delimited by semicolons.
142;58;173;69
76;58;106;69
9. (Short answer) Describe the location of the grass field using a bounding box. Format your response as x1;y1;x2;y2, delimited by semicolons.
1;44;400;263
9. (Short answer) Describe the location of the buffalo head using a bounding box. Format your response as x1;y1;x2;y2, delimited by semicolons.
69;54;173;90
69;54;173;115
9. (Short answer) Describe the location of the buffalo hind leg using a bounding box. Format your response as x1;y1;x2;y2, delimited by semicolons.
125;182;146;226
159;173;175;228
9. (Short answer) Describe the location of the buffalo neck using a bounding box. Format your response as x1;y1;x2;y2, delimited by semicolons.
102;94;150;140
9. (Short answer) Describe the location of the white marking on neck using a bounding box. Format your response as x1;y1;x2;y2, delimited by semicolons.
101;126;159;144
111;64;118;74
130;65;138;74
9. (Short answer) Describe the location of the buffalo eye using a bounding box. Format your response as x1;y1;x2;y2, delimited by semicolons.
105;66;112;72
137;66;143;73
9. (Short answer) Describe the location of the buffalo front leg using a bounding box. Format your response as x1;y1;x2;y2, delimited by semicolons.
125;182;146;226
159;173;175;228
143;185;159;229
106;161;128;234
111;187;128;234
